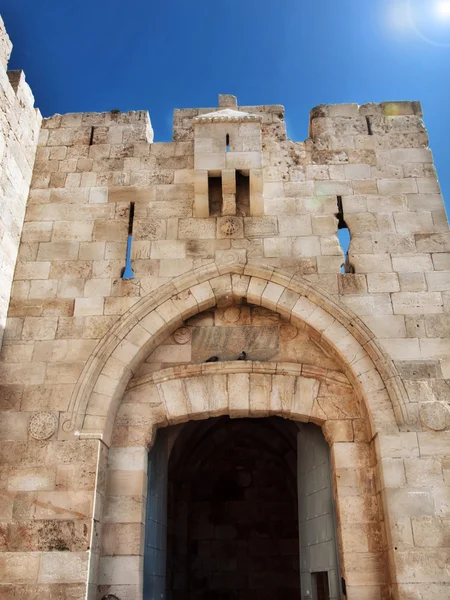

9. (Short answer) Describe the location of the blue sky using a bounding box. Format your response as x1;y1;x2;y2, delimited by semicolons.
3;0;450;209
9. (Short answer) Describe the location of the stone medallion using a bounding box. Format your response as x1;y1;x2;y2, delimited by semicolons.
29;411;58;440
220;217;240;237
173;327;191;345
280;324;298;341
224;306;241;323
419;401;450;431
217;250;240;264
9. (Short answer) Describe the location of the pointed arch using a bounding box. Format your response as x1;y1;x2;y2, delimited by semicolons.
61;261;413;445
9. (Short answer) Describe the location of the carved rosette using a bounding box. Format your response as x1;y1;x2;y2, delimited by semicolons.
29;411;58;440
419;401;450;431
220;217;240;237
280;324;298;341
224;306;241;323
174;327;192;345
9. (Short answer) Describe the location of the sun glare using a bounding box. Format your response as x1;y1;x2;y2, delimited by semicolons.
436;1;450;18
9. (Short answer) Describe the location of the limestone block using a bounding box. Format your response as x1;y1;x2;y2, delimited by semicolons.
22;316;58;340
392;292;443;315
411;517;450;548
293;236;321;257
416;233;450;253
311;215;337;236
222;194;236;216
363;315;406;339
21;222;53;242
351;254;392;273
316;256;343;273
377;458;406;489
178;218;216;239
37;242;79;261
377;179;418;195
338;274;368;295
379;338;421;360
344;164;371;180
420;338;450;359
231;218;272;241
416;177;441;194
367;273;400;293
93;220;128;241
227;373;250;417
0;411;29;440
225;151;261;170
305;165;329;180
425;271;450;291
314;180;353;195
392;254;433;272
263;237;292;258
151;240;186;259
269;374;295;416
277;214;312;237
98;555;142;586
340;294;394;316
417;431;450;457
407;193;444;212
0;552;41;584
15;261;50;280
29;280;58;299
390;148;432;164
74;298;104;316
398;273;427;292
148;344;191;363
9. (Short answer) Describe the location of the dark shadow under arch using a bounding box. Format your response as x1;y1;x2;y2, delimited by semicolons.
166;417;301;600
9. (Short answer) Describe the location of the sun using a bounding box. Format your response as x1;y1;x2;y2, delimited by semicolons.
435;0;450;18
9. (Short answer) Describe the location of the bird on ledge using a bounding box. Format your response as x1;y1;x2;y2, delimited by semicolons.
205;356;219;362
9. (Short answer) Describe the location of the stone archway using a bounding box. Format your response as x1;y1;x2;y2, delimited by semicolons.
61;260;412;446
99;365;387;600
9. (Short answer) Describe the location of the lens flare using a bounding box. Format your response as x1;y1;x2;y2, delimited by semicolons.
436;1;450;18
407;0;450;47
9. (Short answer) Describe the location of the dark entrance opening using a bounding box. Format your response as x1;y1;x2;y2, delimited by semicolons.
166;417;300;600
236;171;250;216
208;175;223;216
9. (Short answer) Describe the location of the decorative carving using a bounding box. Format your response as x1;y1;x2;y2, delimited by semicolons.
220;217;240;237
216;249;247;265
280;324;298;341
174;327;191;345
29;412;57;440
224;307;241;323
419;401;450;431
193;108;261;124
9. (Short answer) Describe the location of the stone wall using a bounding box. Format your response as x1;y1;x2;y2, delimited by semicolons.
0;17;450;598
0;16;41;347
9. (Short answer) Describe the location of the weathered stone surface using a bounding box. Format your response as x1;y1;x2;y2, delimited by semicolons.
0;27;450;597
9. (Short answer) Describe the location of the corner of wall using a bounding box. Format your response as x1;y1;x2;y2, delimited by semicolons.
0;19;41;348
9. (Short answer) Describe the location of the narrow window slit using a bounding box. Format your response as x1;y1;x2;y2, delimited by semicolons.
365;116;373;136
89;126;95;145
122;202;135;279
336;195;354;274
226;133;230;152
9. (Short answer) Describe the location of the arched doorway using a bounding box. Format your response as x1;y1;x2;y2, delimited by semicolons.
143;418;342;600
